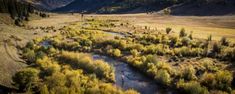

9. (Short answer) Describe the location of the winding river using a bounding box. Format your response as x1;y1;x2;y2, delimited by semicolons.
39;30;176;94
92;55;174;94
96;31;175;94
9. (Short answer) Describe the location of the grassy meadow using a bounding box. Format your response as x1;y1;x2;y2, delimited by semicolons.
1;13;235;94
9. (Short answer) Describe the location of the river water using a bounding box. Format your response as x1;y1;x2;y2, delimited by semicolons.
92;55;174;94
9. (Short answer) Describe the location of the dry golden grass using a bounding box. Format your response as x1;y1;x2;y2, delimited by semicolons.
0;13;82;87
131;15;235;41
27;13;82;28
88;14;235;41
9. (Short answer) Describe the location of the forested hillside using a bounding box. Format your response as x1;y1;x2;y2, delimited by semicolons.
0;0;49;26
0;0;34;19
26;0;74;10
54;0;235;15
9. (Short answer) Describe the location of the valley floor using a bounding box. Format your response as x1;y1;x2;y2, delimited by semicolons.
89;13;235;41
27;13;235;41
0;13;235;92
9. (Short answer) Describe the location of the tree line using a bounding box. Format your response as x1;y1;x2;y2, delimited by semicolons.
0;0;49;26
98;0;233;13
123;0;232;6
0;0;34;20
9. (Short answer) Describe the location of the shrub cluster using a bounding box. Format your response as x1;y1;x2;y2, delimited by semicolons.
15;54;137;94
18;18;235;94
59;51;115;82
177;80;209;94
200;71;233;92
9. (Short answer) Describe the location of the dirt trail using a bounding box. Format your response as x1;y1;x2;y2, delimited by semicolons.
4;41;25;64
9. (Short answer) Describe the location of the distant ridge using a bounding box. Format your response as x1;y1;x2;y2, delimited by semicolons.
53;0;117;13
53;0;235;16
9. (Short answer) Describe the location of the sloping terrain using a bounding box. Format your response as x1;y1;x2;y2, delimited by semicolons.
170;2;235;16
0;13;82;91
53;0;235;15
0;24;27;89
53;0;117;13
26;0;74;10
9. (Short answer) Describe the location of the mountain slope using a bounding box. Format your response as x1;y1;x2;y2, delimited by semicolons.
26;0;74;10
170;2;235;16
53;0;118;13
53;0;235;15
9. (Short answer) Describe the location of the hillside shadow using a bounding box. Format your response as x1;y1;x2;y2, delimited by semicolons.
0;85;17;94
52;1;235;16
170;3;235;16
